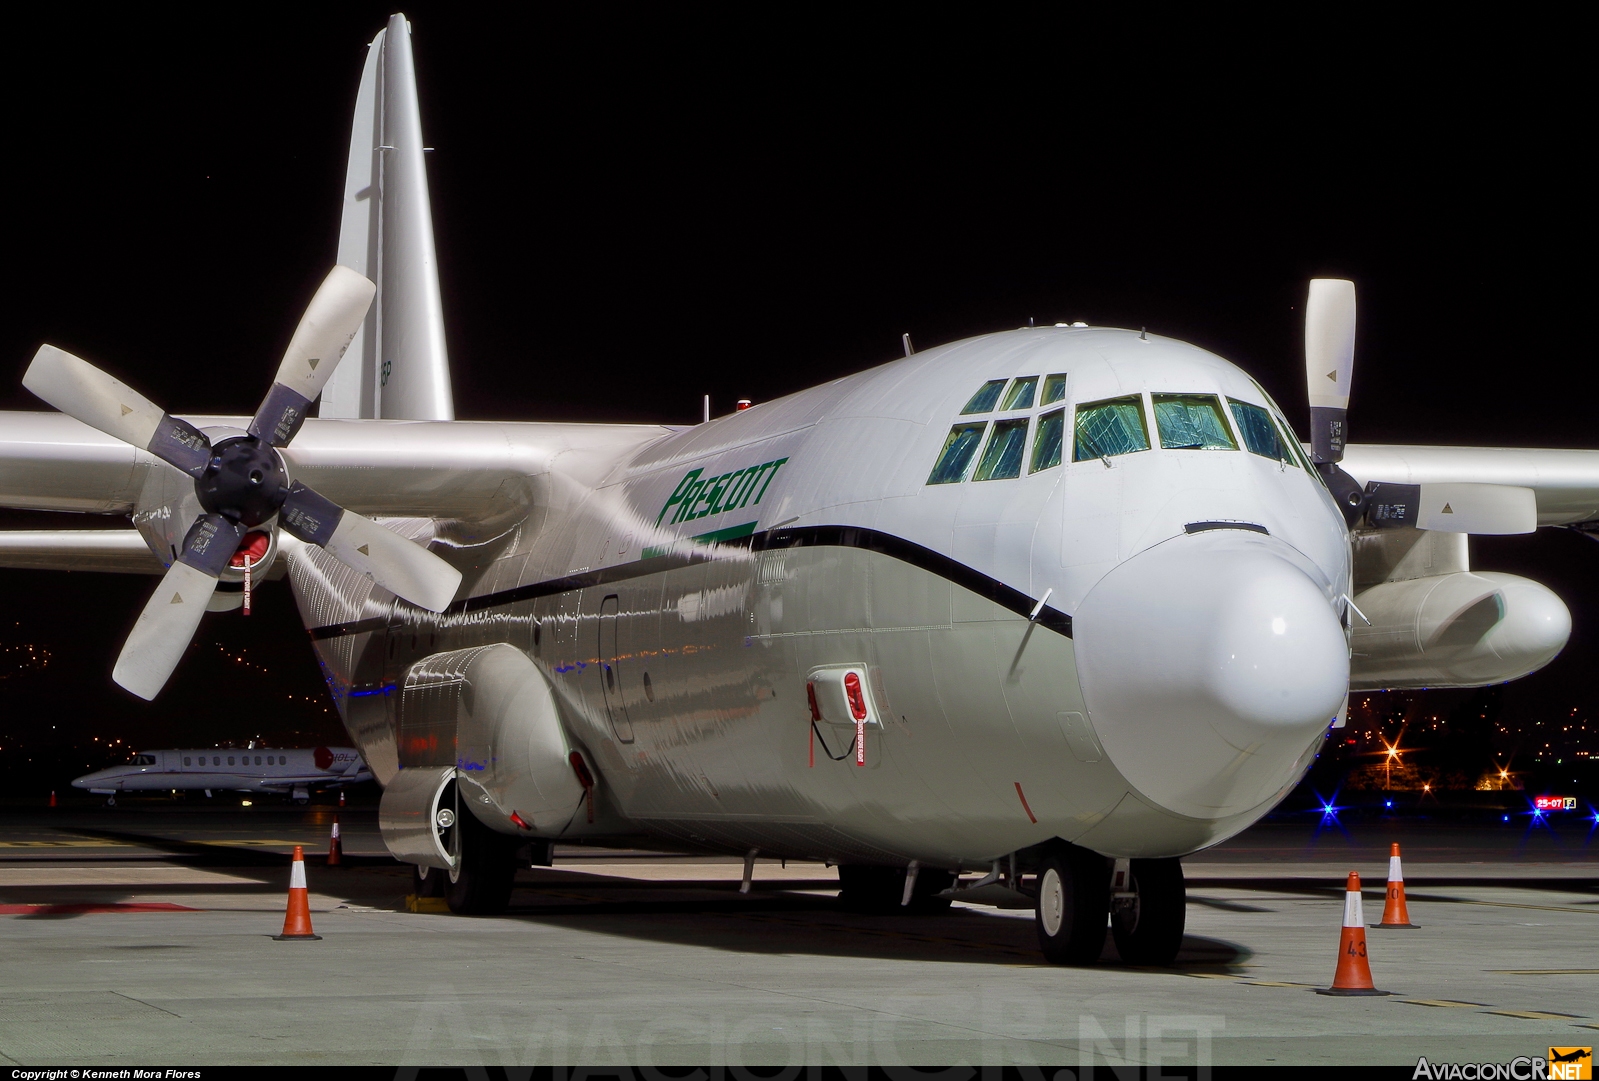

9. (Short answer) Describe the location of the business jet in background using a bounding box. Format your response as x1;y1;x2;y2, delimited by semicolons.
3;15;1595;965
73;746;371;804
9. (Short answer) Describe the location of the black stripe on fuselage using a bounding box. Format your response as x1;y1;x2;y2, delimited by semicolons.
306;525;1072;640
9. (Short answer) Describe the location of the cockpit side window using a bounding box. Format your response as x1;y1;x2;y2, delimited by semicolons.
1276;416;1318;476
1152;394;1237;450
973;418;1029;480
1000;376;1038;411
1227;398;1291;461
1245;379;1319;478
1031;408;1065;472
135;754;156;766
960;380;1008;415
928;422;987;484
1073;396;1150;461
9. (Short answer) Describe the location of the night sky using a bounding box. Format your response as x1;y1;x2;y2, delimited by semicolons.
2;9;1592;788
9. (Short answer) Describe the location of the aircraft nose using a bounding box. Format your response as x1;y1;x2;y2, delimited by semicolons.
1073;530;1349;820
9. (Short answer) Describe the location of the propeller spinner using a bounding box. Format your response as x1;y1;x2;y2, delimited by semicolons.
22;265;462;700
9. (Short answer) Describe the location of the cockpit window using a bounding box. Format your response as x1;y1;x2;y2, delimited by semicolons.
928;422;987;483
973;418;1029;480
1228;398;1291;462
1041;374;1068;406
1152;394;1237;451
960;380;1008;415
135;754;156;766
1276;416;1318;476
1031;408;1065;472
1073;396;1150;461
1001;376;1038;411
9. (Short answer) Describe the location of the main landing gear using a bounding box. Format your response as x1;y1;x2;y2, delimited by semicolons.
412;807;522;916
1032;843;1186;966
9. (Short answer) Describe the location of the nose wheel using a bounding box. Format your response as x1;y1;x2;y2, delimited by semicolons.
1034;844;1110;964
1110;857;1186;966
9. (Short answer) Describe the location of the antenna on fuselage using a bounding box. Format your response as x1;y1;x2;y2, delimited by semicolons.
702;395;710;423
1139;327;1148;341
901;333;915;357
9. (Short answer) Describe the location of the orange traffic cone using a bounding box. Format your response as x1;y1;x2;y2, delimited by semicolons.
1372;843;1417;928
326;815;343;867
273;845;322;941
338;790;346;808
48;790;57;808
1316;871;1390;996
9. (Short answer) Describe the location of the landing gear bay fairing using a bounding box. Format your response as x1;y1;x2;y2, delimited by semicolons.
2;16;1594;964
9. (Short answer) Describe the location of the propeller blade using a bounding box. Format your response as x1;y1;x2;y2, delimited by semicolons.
23;345;211;475
249;266;376;447
112;513;245;700
1304;278;1356;464
278;483;461;612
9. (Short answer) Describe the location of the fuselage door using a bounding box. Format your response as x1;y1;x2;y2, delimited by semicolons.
598;594;635;743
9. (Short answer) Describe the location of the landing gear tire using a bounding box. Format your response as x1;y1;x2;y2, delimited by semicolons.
837;865;956;915
1110;857;1186;966
443;807;520;916
412;863;447;898
1035;845;1110;965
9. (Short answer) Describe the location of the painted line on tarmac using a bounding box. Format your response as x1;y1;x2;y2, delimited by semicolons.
0;840;138;848
0;902;199;915
1399;1000;1490;1008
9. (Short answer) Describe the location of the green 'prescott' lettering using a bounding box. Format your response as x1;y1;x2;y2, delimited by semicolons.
655;457;789;526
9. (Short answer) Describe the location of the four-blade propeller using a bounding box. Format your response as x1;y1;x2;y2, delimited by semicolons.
22;265;462;700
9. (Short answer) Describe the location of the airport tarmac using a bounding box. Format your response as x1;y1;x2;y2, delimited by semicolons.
0;800;1595;1067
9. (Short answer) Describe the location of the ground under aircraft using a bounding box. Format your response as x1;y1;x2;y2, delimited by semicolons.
73;745;370;803
2;15;1596;965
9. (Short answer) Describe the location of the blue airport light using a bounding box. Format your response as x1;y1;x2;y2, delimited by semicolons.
1502;815;1510;822
1384;800;1392;808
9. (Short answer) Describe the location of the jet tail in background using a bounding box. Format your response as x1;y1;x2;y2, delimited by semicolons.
320;14;455;422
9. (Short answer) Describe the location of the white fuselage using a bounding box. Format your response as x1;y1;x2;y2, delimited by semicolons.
288;326;1353;867
73;746;370;794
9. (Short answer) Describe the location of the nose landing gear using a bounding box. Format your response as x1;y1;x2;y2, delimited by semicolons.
1034;844;1110;964
1109;857;1187;966
1030;845;1187;966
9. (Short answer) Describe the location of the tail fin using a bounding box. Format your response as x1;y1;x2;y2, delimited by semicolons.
319;14;455;421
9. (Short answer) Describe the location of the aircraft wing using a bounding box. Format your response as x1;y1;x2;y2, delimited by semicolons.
0;411;670;569
1341;444;1599;527
0;529;163;573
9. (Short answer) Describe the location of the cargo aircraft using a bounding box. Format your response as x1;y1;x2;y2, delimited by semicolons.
2;15;1595;964
73;745;370;803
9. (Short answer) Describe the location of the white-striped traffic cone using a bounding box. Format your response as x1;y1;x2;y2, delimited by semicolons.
273;845;322;941
1372;842;1417;928
1316;871;1390;996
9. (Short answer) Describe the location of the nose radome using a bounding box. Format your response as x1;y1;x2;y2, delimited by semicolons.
1073;531;1349;820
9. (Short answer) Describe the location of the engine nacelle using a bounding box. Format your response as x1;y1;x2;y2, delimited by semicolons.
378;765;460;872
1350;571;1570;690
392;644;585;839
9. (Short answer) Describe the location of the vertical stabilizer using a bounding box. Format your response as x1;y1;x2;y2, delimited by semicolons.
319;15;455;421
